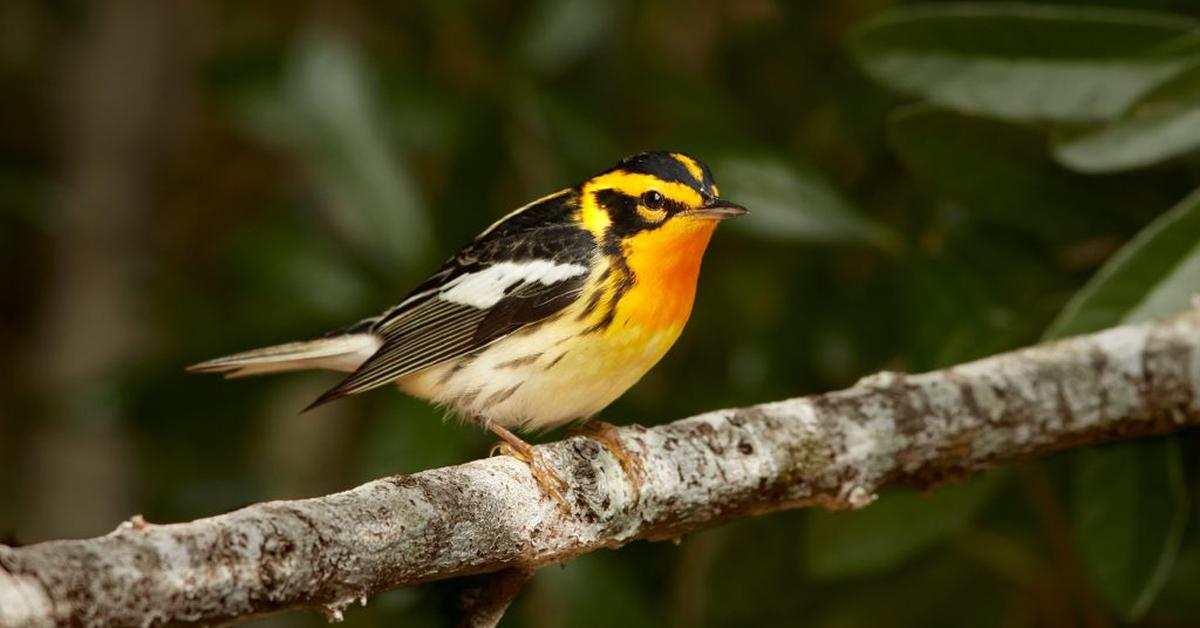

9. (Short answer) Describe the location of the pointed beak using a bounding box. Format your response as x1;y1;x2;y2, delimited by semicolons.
689;198;750;221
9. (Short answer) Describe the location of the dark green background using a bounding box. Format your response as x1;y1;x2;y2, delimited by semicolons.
2;1;1199;626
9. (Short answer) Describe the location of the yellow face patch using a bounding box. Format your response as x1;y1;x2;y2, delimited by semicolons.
578;192;612;239
583;171;704;207
578;170;706;239
636;205;668;223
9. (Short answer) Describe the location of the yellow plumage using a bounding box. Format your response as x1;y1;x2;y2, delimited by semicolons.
189;151;746;507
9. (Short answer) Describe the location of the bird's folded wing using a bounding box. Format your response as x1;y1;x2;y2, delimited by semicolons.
306;259;589;408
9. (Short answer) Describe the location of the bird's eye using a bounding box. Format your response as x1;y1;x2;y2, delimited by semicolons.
641;190;665;209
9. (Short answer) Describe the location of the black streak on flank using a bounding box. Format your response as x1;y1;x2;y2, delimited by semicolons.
582;189;641;334
456;391;480;410
581;250;634;335
585;270;633;334
437;360;468;386
496;353;542;369
578;288;607;322
577;265;614;322
482;384;522;408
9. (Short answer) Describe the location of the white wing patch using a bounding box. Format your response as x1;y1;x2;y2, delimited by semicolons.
439;260;589;309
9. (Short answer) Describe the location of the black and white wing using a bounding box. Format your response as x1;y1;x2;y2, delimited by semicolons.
306;189;594;408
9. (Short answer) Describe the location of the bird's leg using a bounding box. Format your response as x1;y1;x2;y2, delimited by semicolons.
571;420;645;503
486;421;569;512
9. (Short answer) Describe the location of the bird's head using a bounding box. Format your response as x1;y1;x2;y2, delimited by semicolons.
578;152;748;241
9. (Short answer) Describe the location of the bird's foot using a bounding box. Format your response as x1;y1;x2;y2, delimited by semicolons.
571;420;644;504
487;422;569;513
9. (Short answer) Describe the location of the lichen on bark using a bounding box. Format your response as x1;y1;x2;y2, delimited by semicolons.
1;308;1197;628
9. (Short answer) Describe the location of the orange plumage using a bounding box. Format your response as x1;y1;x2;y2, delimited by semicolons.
189;151;746;508
616;216;717;332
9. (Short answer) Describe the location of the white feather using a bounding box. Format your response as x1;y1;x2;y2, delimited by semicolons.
439;260;588;309
188;334;381;378
399;314;686;431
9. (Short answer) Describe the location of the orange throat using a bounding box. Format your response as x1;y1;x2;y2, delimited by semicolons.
614;218;717;332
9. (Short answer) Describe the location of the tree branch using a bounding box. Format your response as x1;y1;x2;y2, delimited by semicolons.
457;567;535;628
2;309;1199;628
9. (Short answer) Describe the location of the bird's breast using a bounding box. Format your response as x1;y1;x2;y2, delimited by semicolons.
610;217;717;333
399;218;719;432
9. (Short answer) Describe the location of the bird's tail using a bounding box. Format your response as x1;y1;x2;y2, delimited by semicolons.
186;333;381;379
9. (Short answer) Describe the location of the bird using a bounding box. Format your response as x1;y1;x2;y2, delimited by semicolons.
189;151;747;508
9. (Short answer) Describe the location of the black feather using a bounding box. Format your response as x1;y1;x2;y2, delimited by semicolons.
306;189;596;408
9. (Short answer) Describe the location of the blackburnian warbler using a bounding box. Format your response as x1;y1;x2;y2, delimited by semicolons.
190;152;747;507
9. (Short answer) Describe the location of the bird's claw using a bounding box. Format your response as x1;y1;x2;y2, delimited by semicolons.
572;420;645;504
490;436;569;513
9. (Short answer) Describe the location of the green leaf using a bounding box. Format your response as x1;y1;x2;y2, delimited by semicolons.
1054;63;1200;173
802;473;1003;579
220;217;372;336
852;3;1198;121
240;29;432;270
711;155;896;248
1044;186;1198;620
1045;187;1200;338
811;554;1009;628
888;106;1141;240
1155;477;1200;618
516;0;619;76
1071;440;1188;621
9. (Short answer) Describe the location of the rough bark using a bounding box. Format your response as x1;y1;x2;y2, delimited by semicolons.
2;309;1198;628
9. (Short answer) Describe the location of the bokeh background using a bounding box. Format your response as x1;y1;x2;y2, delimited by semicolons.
3;1;1200;626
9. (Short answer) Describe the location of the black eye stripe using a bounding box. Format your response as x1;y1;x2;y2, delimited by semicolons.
594;189;638;217
594;188;691;239
641;190;664;209
598;189;689;212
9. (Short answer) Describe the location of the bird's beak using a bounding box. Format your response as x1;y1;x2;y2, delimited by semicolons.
688;199;750;221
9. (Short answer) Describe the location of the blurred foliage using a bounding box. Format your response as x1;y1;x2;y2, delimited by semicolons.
1;1;1199;627
1071;439;1187;621
803;470;1007;579
851;3;1200;121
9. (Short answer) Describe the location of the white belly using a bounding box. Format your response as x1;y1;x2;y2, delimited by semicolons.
396;318;684;432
